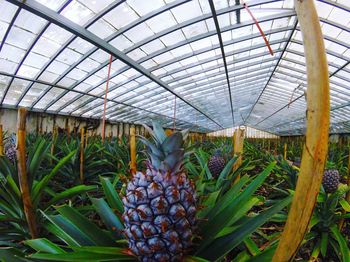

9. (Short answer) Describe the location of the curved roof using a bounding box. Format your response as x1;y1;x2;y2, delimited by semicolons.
0;0;349;135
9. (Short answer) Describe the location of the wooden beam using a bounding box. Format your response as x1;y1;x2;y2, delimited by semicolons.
272;0;330;260
16;108;38;239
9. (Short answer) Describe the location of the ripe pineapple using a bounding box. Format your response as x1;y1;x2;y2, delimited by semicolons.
122;123;196;262
322;169;340;193
208;150;226;178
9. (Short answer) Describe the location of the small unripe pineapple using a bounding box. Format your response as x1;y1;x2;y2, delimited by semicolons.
4;135;16;163
208;150;226;178
322;169;340;194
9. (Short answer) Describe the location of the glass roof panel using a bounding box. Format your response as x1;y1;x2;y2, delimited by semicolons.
0;0;349;133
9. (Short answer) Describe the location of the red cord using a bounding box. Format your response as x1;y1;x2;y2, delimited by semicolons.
242;1;274;56
173;96;176;131
101;54;113;142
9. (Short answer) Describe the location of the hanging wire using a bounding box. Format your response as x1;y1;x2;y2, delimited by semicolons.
173;95;176;131
241;0;274;56
101;54;113;143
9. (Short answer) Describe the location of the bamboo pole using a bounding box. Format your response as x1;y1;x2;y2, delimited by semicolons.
85;129;89;148
16;108;38;239
80;127;85;183
50;125;57;164
233;129;245;183
272;0;330;260
165;129;172;136
130;125;136;175
0;124;3;156
284;143;287;160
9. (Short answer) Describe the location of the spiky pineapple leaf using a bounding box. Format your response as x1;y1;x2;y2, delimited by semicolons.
43;213;89;247
91;198;124;235
44;185;97;209
163;149;184;170
32;150;76;206
151;121;167;144
216;156;238;189
0;247;28;262
197;196;292;261
184;256;210;262
138;136;164;159
198;162;276;251
330;225;350;262
25;238;66;254
161;132;183;154
207;175;250;220
100;176;124;213
28;252;133;261
56;205;116;246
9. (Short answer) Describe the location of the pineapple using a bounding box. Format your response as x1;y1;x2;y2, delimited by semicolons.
122;123;196;262
4;134;16;163
208;150;226;178
322;169;340;193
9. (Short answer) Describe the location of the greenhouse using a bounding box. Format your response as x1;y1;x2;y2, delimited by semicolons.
0;0;350;261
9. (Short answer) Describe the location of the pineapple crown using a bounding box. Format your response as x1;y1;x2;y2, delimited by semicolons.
139;121;188;173
213;149;222;157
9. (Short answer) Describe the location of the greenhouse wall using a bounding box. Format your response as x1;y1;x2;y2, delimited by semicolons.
0;108;144;136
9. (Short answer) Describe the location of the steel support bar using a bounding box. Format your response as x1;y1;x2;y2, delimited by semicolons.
0;71;210;131
243;20;298;124
6;0;222;129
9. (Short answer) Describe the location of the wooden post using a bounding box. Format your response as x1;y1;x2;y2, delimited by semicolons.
67;126;71;141
85;129;89;148
283;143;287;160
272;0;330;260
16;108;38;239
233;129;245;183
80;127;85;183
130;125;136;175
50;125;57;164
0;124;3;156
165;129;172;136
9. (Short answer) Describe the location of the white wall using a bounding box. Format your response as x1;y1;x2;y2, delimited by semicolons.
0;108;144;136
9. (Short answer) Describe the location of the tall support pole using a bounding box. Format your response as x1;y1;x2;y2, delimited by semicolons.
80;127;85;183
50;125;57;164
85;129;89;148
284;143;287;160
0;124;3;156
233;129;245;183
17;108;38;239
272;0;330;260
130;125;136;175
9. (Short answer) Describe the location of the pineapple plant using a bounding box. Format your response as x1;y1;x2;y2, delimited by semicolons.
207;150;226;178
122;122;196;261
